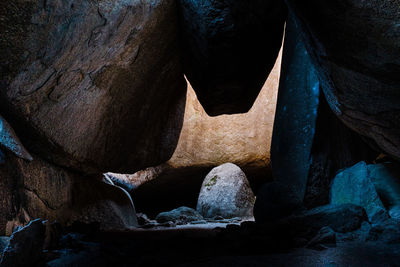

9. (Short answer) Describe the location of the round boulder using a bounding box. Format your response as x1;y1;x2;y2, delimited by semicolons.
196;163;255;219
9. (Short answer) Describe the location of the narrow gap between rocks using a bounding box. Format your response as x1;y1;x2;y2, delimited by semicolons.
104;50;282;230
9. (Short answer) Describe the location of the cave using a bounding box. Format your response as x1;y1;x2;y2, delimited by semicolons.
0;0;400;266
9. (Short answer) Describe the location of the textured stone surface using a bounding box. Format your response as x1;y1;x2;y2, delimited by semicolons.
169;51;281;176
368;162;400;213
0;152;138;233
105;164;166;193
178;0;286;115
0;219;45;267
0;236;9;254
331;162;386;221
155;207;203;224
0;0;186;174
304;95;378;208
0;115;31;161
197;163;255;219
108;56;281;216
285;0;400;160
270;12;319;203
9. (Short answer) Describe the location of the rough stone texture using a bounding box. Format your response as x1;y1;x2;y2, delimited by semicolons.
389;206;400;221
0;152;138;233
0;157;20;236
155;207;203;224
197;163;255;219
304;95;378;208
331;162;386;221
285;0;400;160
0;219;45;267
178;0;286;115
0;0;186;174
108;55;281;216
169;51;281;178
0;115;31;161
367;162;400;220
0;236;9;255
105;164;166;193
270;12;319;204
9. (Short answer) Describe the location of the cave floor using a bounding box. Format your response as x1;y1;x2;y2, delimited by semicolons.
46;223;400;267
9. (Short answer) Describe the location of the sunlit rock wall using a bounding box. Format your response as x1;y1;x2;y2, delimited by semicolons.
129;50;281;215
168;50;282;175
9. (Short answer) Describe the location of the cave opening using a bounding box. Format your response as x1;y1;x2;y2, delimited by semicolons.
104;48;282;225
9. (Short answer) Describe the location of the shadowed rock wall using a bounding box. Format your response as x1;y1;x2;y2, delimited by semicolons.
0;0;186;174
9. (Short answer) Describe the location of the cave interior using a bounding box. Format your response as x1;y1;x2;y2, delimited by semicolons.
0;0;400;266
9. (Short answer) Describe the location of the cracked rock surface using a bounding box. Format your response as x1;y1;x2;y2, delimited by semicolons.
0;0;186;174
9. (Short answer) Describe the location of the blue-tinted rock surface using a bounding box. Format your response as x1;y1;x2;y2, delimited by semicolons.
331;162;387;221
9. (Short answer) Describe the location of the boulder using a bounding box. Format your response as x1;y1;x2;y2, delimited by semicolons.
155;207;203;225
0;219;45;267
197;163;255;219
0;0;186;174
304;95;378;209
389;206;400;221
285;0;400;160
108;55;282;216
270;12;320;203
178;0;286;115
331;162;387;221
0;152;138;233
367;162;400;220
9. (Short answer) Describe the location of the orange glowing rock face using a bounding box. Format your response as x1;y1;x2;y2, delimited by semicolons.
168;49;282;174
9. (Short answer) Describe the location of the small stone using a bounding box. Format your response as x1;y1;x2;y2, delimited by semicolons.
155;207;203;224
136;213;153;226
389;206;400;220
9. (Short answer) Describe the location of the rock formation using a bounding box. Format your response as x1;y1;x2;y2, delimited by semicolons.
197;163;255;219
155;206;204;225
284;0;400;161
178;0;286;115
330;162;387;221
111;52;281;216
0;151;138;235
270;13;319;203
368;162;400;220
0;0;186;174
169;57;280;176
